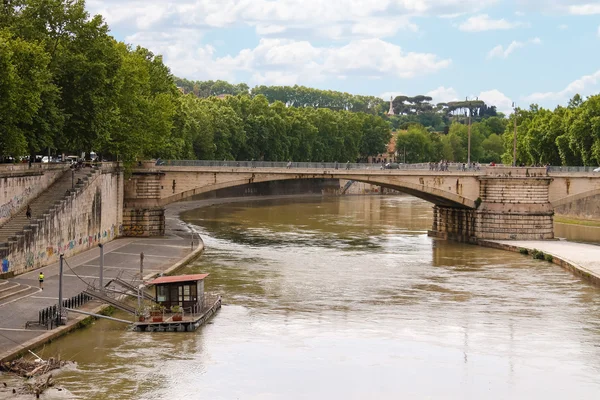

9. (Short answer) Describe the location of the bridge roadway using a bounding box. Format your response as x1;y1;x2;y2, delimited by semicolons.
123;161;600;242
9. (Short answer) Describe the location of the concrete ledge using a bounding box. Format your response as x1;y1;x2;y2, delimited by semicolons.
477;240;600;287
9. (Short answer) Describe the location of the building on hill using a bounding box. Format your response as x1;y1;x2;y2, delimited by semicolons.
368;134;398;164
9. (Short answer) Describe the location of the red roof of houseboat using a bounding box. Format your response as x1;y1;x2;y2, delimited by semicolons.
148;274;209;285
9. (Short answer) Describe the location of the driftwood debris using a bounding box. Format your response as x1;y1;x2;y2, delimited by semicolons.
1;356;71;397
1;356;68;378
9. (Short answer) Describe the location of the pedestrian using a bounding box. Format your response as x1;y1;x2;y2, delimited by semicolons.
287;160;292;169
26;205;32;220
346;161;350;170
335;161;338;170
38;271;44;290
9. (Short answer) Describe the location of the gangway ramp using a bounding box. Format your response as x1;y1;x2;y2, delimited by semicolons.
105;277;155;302
83;288;136;314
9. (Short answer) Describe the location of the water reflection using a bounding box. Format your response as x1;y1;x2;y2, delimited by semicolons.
37;195;600;399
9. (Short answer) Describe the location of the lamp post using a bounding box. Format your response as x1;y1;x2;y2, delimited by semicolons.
512;102;517;167
466;97;476;166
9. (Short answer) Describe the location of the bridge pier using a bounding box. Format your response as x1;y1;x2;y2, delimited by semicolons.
123;168;165;237
429;169;554;241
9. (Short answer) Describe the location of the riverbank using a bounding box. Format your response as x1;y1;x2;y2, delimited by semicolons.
0;215;204;363
479;239;600;286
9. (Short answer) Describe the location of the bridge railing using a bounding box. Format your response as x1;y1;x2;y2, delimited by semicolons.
159;160;483;171
548;166;600;173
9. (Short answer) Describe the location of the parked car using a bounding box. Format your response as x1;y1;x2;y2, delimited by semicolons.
384;163;400;169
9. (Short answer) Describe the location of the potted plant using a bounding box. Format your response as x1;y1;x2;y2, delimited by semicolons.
150;303;164;322
136;307;147;322
171;305;183;321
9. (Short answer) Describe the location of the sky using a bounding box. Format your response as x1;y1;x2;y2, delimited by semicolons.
86;0;600;114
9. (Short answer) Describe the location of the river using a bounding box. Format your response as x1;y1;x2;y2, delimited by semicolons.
38;195;600;399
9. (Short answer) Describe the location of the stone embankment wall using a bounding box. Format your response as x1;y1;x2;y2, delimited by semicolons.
0;165;67;227
554;194;600;220
0;168;123;275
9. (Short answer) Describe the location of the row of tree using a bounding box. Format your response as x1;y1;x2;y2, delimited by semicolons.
174;79;386;115
395;120;505;164
502;94;600;166
0;0;391;163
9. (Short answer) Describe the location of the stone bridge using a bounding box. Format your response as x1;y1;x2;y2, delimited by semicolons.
123;161;600;242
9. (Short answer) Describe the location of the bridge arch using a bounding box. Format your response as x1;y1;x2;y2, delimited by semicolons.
155;171;477;210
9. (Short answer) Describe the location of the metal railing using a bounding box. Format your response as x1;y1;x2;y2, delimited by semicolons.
29;292;93;329
548;166;600;173
159;160;485;171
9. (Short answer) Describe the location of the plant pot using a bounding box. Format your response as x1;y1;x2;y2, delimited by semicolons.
172;314;183;322
150;310;162;317
138;316;146;322
152;316;163;322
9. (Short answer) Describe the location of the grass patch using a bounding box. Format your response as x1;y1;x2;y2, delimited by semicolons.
555;215;600;227
99;306;115;316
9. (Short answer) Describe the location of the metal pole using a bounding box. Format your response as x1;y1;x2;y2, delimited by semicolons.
513;103;517;167
58;254;64;326
467;110;472;166
98;243;104;291
140;252;144;279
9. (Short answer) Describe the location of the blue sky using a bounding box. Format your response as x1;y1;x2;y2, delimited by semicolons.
86;0;600;114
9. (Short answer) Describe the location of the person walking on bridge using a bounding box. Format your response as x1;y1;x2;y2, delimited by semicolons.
26;205;32;220
38;271;44;290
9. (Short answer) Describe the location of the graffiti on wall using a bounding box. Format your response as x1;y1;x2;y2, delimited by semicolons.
0;187;33;220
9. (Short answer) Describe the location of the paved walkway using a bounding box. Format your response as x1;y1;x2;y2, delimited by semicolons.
0;214;201;362
487;240;600;284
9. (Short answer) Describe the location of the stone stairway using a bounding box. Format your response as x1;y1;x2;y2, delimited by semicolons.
0;168;97;244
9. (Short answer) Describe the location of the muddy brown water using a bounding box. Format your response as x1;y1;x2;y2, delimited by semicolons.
25;196;600;399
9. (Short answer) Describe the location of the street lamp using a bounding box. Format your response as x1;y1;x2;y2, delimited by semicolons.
512;102;517;167
466;97;477;166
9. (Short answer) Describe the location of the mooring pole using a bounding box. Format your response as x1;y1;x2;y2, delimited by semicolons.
98;243;104;291
58;254;64;326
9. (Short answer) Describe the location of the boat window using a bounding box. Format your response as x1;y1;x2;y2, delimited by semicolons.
157;286;167;302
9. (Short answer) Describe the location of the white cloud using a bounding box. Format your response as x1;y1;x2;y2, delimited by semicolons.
568;3;600;15
426;86;459;103
458;14;524;32
478;89;514;114
526;70;600;103
88;0;501;40
129;35;452;85
487;37;541;59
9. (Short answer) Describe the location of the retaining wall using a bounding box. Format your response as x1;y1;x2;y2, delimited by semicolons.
0;165;68;227
0;169;123;275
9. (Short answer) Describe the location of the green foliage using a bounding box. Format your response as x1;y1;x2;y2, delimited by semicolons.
519;248;529;255
531;249;546;260
544;253;554;262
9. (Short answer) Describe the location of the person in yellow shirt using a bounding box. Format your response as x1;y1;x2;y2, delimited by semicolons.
38;271;44;290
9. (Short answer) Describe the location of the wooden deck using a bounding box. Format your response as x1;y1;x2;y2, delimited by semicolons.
133;296;221;332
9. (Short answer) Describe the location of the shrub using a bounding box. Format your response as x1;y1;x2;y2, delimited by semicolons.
519;248;529;255
531;249;545;260
544;254;553;262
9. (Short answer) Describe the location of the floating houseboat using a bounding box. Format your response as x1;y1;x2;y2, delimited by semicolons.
133;273;221;332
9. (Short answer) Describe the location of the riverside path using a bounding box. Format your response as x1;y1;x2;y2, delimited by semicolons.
0;211;201;362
